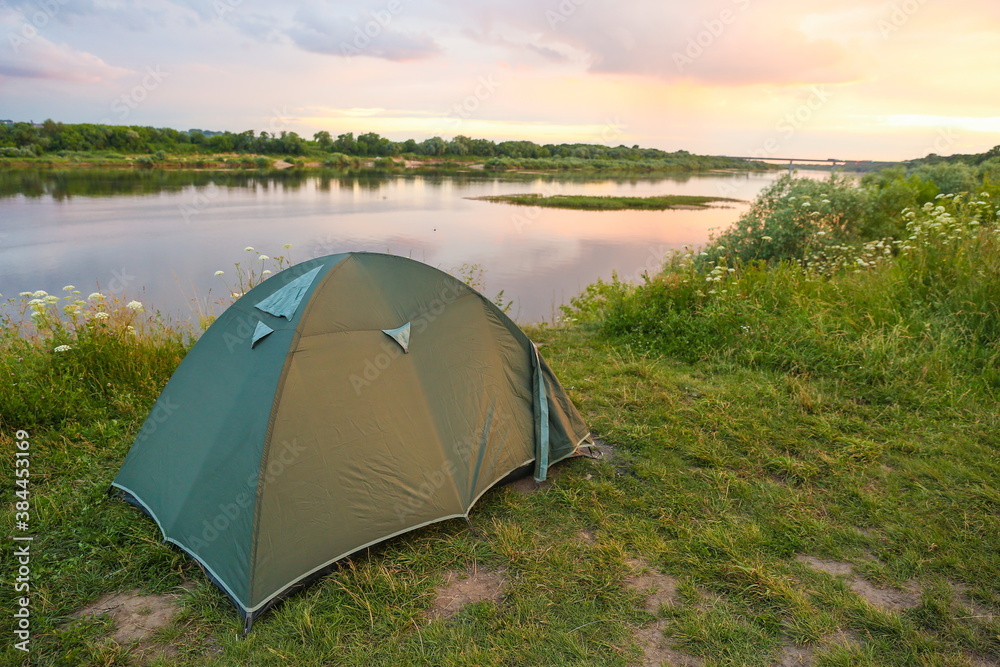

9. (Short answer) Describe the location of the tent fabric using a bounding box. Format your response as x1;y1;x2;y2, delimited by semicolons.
111;252;591;628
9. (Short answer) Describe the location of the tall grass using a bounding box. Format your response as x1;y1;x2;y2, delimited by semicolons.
0;288;192;432
564;188;1000;406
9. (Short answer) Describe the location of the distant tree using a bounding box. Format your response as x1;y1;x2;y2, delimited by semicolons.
418;136;447;156
313;130;333;150
334;132;356;154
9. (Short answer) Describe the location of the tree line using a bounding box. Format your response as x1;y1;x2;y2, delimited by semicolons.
0;120;741;165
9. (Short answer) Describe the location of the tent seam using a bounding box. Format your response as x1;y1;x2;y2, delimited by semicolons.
248;254;354;606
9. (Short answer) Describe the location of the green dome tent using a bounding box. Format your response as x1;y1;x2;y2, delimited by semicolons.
112;252;592;629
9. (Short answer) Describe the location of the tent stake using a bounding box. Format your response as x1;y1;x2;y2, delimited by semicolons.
464;517;483;539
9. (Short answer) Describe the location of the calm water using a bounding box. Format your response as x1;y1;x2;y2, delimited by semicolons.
0;168;820;323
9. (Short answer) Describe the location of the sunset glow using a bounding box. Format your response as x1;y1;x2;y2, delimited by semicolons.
1;0;997;160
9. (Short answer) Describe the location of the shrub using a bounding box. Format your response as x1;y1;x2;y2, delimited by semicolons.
563;182;1000;404
703;173;869;266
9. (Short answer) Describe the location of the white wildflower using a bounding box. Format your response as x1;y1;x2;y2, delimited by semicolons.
245;246;255;252
43;295;59;304
283;243;292;249
258;254;269;261
262;270;272;275
94;311;110;320
32;290;47;297
214;270;225;276
89;292;105;301
19;291;32;297
126;300;143;311
63;285;75;291
54;345;72;352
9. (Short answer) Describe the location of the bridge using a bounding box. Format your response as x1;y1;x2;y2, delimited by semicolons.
724;156;903;170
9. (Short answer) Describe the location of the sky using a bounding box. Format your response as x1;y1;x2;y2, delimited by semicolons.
1;0;998;161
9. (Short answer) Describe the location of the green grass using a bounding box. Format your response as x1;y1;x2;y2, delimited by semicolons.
1;322;997;665
2;186;998;665
470;193;742;211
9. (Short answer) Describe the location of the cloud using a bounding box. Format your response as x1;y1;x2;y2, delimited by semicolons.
216;2;442;61
1;12;132;82
285;13;440;60
436;0;865;85
4;0;172;31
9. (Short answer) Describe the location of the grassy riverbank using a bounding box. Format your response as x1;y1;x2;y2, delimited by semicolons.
0;152;770;176
469;193;742;211
0;121;770;175
1;172;997;665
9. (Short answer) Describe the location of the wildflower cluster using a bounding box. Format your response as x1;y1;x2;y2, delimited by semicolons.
805;238;898;275
899;192;999;254
2;285;146;351
703;264;736;295
214;244;294;300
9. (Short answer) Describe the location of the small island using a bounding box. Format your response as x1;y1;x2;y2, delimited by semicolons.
468;193;743;211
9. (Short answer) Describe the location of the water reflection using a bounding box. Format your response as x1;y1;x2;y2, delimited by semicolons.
0;169;809;323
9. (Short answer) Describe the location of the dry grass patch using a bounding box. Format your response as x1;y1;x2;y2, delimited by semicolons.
634;626;704;667
795;555;921;611
425;566;507;621
625;558;679;614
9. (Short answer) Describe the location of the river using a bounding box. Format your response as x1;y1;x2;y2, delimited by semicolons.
0;168;827;324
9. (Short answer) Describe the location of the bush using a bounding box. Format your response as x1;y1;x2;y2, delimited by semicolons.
563;182;1000;404
912;162;978;195
703;173;869;266
323;153;356;168
0;145;39;158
